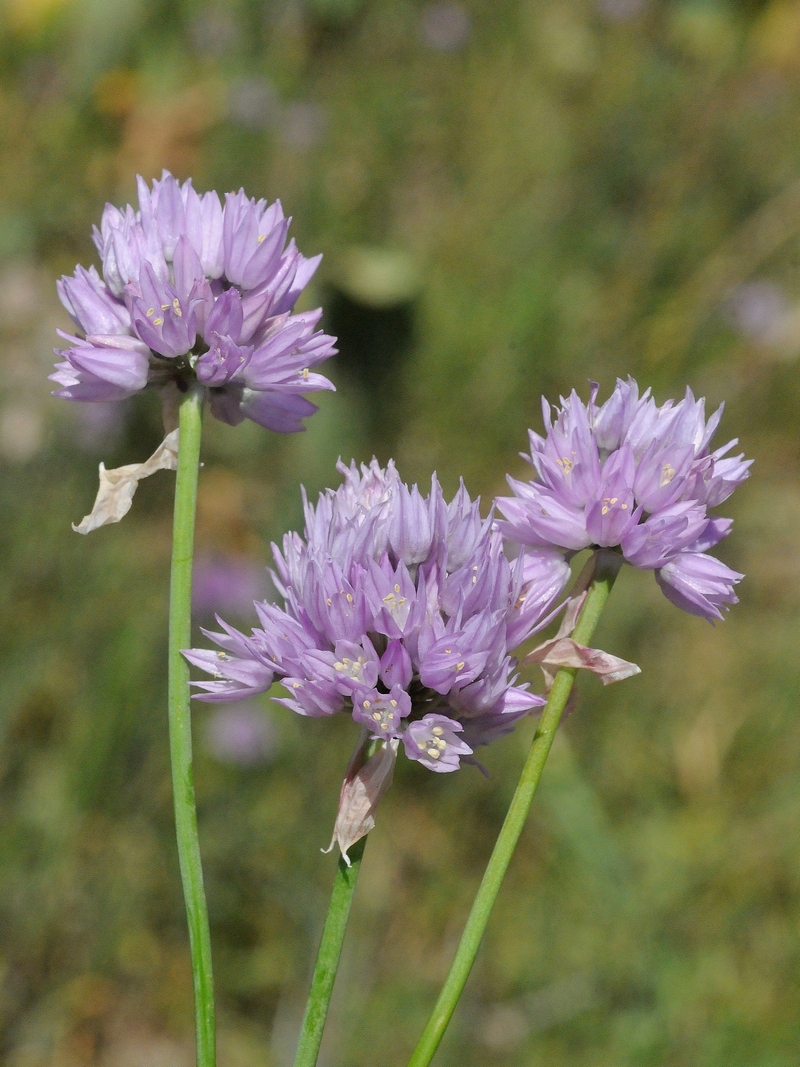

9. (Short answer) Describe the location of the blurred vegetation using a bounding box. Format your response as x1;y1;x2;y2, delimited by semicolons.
0;0;799;1063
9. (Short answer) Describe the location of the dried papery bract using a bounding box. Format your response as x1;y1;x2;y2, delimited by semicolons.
73;429;180;533
324;735;399;864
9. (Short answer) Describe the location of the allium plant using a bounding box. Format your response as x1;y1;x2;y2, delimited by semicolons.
496;378;750;621
52;174;336;1067
405;383;750;1067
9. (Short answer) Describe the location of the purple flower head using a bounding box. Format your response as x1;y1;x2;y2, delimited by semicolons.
185;458;572;776
496;379;750;621
51;171;336;432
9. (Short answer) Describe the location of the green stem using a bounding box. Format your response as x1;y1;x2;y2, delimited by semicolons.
406;549;622;1067
168;385;215;1067
293;837;367;1067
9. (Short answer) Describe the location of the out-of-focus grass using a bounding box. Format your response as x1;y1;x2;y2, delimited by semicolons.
0;0;799;1063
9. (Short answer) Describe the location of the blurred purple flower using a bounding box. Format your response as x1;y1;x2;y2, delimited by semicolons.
496;379;750;621
596;0;646;21
185;459;571;772
52;171;336;433
726;279;789;345
204;704;277;765
280;103;326;152
192;554;268;616
420;2;471;50
228;77;281;130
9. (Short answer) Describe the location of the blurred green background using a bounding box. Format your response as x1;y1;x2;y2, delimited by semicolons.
0;0;798;1063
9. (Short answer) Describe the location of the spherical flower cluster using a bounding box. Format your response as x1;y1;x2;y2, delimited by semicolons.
51;171;337;432
185;460;571;771
496;379;751;621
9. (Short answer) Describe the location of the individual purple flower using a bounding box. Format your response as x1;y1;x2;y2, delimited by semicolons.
51;171;336;432
496;379;750;621
185;459;572;775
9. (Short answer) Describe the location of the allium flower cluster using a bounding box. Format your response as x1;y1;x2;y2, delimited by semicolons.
52;171;336;432
496;379;751;621
186;460;571;771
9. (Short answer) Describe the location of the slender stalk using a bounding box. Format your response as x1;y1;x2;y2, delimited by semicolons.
167;384;215;1067
406;550;622;1067
293;837;367;1067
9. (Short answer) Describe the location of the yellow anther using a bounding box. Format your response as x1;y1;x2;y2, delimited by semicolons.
372;711;381;721
302;368;309;378
217;652;228;660
394;583;401;593
436;738;447;750
161;303;170;311
346;593;353;602
660;463;676;487
257;233;266;243
431;726;444;736
146;307;155;317
389;699;398;708
445;648;452;654
427;748;441;759
455;661;465;671
363;700;371;709
601;506;609;515
173;298;182;317
333;661;344;671
153;317;164;326
621;503;628;510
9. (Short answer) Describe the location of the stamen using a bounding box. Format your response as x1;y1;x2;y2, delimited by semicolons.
660;463;676;487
